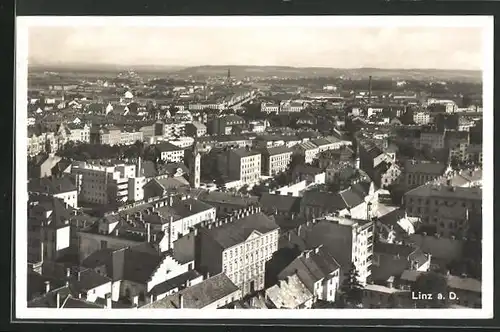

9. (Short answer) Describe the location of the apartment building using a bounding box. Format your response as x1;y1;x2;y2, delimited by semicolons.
156;142;185;163
413;111;431;125
120;129;144;145
70;161;144;204
228;148;262;186
260;102;280;114
112;195;216;250
294;141;320;164
404;184;482;237
285;215;375;285
210;115;246;135
195;206;280;296
185;121;207;137
68;123;91;143
168;136;195;149
261;146;293;176
404;160;450;190
419;130;445;150
28;176;79;208
277;245;341;303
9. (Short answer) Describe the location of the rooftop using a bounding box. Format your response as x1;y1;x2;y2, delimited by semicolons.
405;184;482;201
203;211;279;249
141;273;239;309
28;176;77;195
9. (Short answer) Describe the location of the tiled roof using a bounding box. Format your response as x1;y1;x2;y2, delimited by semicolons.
278;246;340;293
28;176;77;195
230;147;260;158
198;191;259;207
204;212;279;249
154;198;214;224
28;195;74;229
81;246;163;284
142;273;239;309
263;146;293;156
265;274;313;309
155;142;184;152
405;184;482;201
404;160;447;175
148;270;202;296
301;191;347;211
62;297;104;308
259;193;301;215
311;138;332;147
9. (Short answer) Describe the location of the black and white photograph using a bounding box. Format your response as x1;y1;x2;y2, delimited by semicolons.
15;16;493;320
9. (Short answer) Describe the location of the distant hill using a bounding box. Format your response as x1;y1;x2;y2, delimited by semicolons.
173;65;482;82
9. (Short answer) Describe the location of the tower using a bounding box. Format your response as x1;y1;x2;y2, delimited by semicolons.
368;75;372;104
187;144;201;189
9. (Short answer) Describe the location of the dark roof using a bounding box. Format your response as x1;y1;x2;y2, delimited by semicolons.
28;195;74;229
230;147;261;158
263;146;293;156
172;232;196;264
293;164;323;176
301;191;347;211
156;142;184;152
374;242;418;258
81;246;163;283
259;193;302;215
404;160;447;175
62;297;104;308
154;198;214;223
28;176;77;195
70;268;112;292
142;273;239;309
198;191;259;207
148;270;202;296
278;246;340;293
204;212;279;249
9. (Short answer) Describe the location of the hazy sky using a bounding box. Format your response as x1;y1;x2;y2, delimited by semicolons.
28;26;484;70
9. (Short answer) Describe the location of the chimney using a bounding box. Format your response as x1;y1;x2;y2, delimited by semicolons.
40;241;44;263
44;280;50;293
105;293;112;309
304;251;310;259
314;246;320;254
66;268;71;278
278;280;285;288
206;272;210;279
189;204;192;211
146;223;151;243
169;195;174;207
179;293;184;309
77;271;81;281
132;295;139;307
56;292;61;308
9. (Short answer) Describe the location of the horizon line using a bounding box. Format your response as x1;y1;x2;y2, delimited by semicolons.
27;63;482;73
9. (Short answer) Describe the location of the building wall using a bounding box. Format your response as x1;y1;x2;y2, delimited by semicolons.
222;229;279;296
77;231;141;262
54;190;78;208
146;255;188;292
160;149;184;163
409;234;464;261
86;281;113;303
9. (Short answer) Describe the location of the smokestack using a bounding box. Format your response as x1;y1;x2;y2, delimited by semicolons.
368;75;372;104
40;241;44;263
137;156;142;177
179;293;184;309
146;223;151;243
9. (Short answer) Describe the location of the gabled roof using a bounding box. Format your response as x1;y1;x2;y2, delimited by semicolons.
203;212;279;249
259;193;301;215
81;246;163;284
148;270;202;296
28;175;77;195
142;273;239;309
301;191;347;211
278;246;340;293
265;274;313;309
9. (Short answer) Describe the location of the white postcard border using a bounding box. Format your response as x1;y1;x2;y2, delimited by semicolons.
15;15;494;320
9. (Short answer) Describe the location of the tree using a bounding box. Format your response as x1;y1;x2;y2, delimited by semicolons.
411;271;449;308
339;263;364;308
